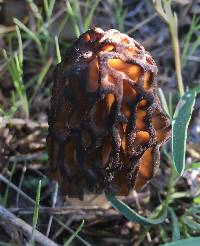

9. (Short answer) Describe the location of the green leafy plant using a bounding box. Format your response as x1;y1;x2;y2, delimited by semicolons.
172;85;200;175
161;236;200;246
106;194;168;226
2;26;29;118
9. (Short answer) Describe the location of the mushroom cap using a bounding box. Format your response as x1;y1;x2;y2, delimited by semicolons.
47;27;171;199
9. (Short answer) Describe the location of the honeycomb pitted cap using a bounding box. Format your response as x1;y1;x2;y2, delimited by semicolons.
47;27;171;199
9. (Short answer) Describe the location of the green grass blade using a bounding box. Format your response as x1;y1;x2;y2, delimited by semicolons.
30;57;52;102
188;163;200;169
66;1;80;38
57;14;69;36
182;15;200;67
3;162;16;207
44;0;56;23
64;220;84;246
168;208;180;241
13;18;43;57
190;35;200;57
106;194;167;225
193;196;200;204
2;48;29;118
172;89;197;175
0;107;7;117
48;0;56;19
55;36;61;63
182;217;200;231
14;53;21;77
27;0;43;21
194;84;200;94
188;206;200;217
84;0;101;31
16;26;23;67
43;0;49;19
30;180;41;246
158;88;171;117
13;18;39;43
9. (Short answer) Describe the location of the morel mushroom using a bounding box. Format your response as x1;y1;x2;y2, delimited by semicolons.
47;27;171;199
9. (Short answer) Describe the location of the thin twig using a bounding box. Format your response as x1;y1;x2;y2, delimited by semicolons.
9;206;118;216
188;55;200;62
53;217;92;246
0;116;48;129
0;174;91;245
9;152;47;163
46;182;58;237
0;205;59;246
16;163;27;207
0;174;35;204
